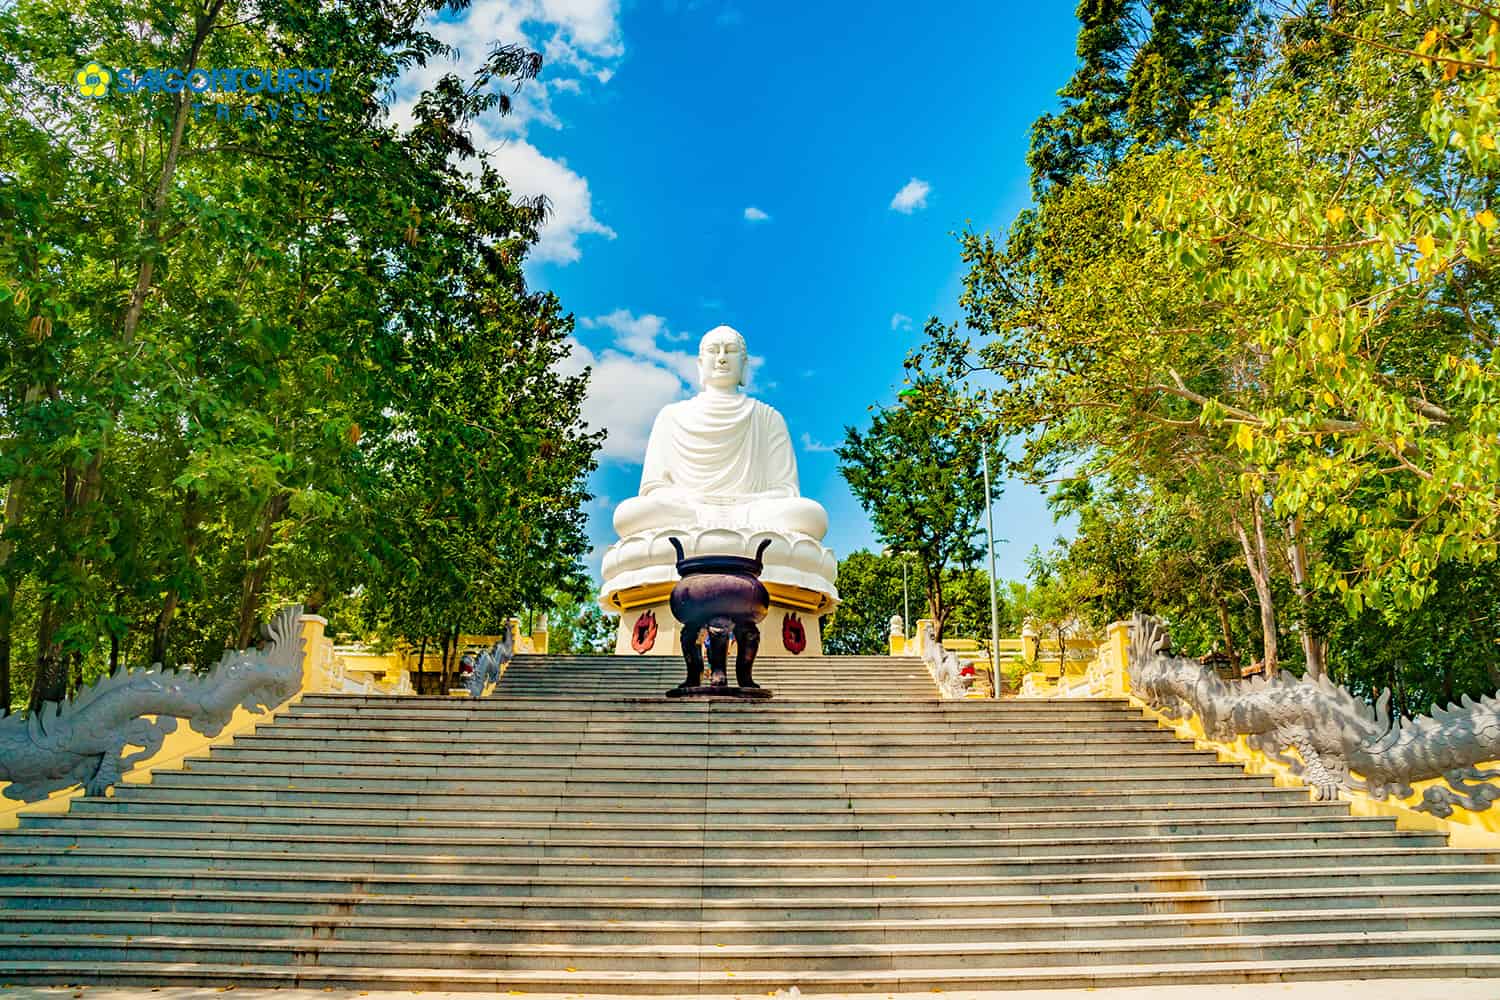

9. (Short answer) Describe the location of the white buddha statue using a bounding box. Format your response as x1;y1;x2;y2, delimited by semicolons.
612;326;829;540
599;325;839;654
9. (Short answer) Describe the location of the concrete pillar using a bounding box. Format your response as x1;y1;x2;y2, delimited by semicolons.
1106;620;1132;696
299;614;330;693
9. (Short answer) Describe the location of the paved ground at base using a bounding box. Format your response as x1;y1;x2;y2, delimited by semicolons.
3;981;1499;1000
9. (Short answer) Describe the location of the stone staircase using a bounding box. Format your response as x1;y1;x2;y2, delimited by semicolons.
2;653;1499;991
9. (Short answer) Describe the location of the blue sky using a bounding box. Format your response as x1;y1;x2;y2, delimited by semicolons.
400;0;1085;586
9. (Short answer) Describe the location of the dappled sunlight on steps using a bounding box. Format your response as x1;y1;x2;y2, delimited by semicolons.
1;653;1498;991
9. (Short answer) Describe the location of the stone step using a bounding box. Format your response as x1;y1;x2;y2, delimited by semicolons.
1;845;1472;880
165;764;1262;791
65;795;1349;826
229;729;1187;752
281;702;1146;721
28;808;1393;842
179;759;1259;782
8;860;1499;898
5;827;1437;860
206;744;1220;769
6;927;1500;972
268;715;1163;735
295;695;1116;710
3;951;1500;992
6;674;1496;992
9;903;1494;945
108;780;1299;812
7;882;1499;920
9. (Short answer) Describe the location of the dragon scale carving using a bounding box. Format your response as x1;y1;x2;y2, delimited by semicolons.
0;605;305;803
1129;613;1500;816
464;625;516;697
917;620;970;699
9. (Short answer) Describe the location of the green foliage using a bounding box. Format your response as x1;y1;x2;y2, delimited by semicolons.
821;550;907;656
939;0;1500;704
547;591;618;656
0;0;599;711
1029;0;1264;195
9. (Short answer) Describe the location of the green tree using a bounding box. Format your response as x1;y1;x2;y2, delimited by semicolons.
0;0;599;709
838;377;993;637
1029;0;1263;195
547;591;618;656
820;550;907;655
936;1;1500;703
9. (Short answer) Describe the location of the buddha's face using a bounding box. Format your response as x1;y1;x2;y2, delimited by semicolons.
698;328;747;390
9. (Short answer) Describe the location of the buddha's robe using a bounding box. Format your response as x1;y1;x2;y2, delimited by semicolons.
612;391;828;540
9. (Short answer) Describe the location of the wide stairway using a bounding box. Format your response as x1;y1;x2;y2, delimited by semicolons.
2;654;1499;991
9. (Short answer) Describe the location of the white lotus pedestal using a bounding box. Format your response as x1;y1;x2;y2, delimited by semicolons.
600;526;839;657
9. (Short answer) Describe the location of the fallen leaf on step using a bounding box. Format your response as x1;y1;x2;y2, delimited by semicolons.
565;967;577;973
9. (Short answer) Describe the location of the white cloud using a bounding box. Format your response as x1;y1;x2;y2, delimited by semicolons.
889;177;931;214
557;336;689;461
890;312;913;331
389;0;624;266
488;138;616;264
579;310;699;384
563;311;767;461
800;432;837;453
743;206;770;222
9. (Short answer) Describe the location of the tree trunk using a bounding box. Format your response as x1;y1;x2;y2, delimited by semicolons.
31;456;85;710
925;565;949;637
1284;515;1327;679
152;493;202;667
1212;591;1240;669
151;592;180;667
1230;506;1278;673
234;491;292;649
438;629;453;692
0;579;14;715
445;625;461;691
0;446;28;715
30;600;66;711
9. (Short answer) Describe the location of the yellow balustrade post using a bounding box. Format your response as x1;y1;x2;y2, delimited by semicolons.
914;619;936;657
1106;620;1132;696
532;614;549;655
299;614;330;693
1021;624;1038;664
888;614;906;656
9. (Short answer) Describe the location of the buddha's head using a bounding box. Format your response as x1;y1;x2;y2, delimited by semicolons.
698;325;747;391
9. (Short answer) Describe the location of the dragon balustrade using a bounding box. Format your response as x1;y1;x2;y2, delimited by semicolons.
1129;612;1500;817
0;605;305;803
